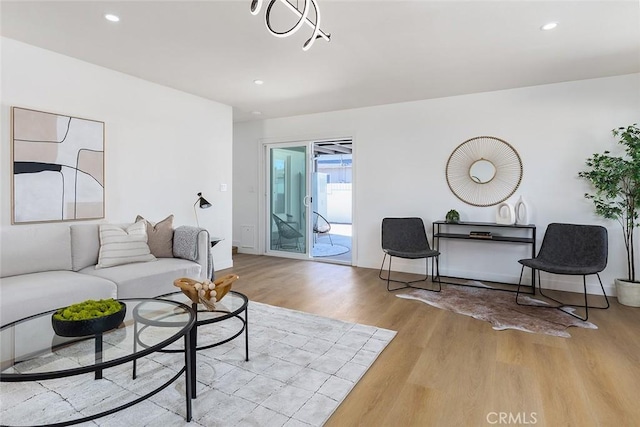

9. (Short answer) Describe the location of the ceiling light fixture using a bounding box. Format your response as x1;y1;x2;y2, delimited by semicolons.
250;0;330;51
254;79;264;85
104;14;120;22
540;22;558;31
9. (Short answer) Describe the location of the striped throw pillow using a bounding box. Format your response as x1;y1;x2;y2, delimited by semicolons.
96;222;157;269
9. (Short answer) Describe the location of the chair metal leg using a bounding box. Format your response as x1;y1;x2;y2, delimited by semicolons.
537;273;609;322
379;254;440;292
515;265;534;305
516;267;609;321
433;256;441;292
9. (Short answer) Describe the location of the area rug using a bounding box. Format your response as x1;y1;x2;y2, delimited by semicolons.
397;285;597;338
0;302;396;426
311;243;350;257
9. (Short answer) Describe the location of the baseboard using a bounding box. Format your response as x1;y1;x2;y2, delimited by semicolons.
237;247;260;255
381;261;616;297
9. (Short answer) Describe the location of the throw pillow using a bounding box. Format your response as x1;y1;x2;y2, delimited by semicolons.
96;222;157;269
135;214;174;258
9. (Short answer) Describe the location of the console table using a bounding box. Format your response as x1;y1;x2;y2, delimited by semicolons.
432;221;536;293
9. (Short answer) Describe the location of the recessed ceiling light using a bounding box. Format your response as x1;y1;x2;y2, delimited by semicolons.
540;22;558;31
251;111;262;115
253;79;264;85
104;14;120;22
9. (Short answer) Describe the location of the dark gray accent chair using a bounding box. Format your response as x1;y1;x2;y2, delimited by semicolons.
379;217;441;292
516;222;610;321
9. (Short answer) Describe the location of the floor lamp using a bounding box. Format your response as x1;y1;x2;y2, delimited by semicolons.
193;192;212;227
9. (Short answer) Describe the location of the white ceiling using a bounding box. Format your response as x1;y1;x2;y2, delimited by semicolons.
1;1;639;122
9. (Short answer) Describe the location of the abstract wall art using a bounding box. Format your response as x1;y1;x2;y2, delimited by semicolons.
11;107;105;223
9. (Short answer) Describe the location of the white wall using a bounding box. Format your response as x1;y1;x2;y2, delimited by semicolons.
327;183;352;224
1;38;234;270
234;73;640;295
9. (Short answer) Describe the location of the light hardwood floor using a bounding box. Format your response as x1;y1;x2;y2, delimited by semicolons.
220;254;640;426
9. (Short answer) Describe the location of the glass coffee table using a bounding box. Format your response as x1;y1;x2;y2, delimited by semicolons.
0;298;195;426
153;291;249;398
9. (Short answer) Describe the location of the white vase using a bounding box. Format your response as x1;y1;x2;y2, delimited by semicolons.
496;202;515;225
615;278;640;307
515;196;530;225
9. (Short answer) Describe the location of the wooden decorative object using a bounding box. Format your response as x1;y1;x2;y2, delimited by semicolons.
174;273;239;310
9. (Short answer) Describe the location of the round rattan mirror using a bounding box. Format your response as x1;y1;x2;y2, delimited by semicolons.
469;159;496;183
446;136;522;207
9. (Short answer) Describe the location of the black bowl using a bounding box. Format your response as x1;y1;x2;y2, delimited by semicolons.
52;302;127;337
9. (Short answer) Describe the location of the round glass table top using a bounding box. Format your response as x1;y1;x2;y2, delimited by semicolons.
156;290;249;325
0;298;193;380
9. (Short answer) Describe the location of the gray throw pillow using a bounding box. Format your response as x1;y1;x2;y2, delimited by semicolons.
135;214;174;258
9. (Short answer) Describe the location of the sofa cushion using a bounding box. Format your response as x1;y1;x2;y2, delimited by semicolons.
70;223;101;271
135;214;174;258
0;271;117;325
0;225;72;278
97;222;156;269
80;258;201;299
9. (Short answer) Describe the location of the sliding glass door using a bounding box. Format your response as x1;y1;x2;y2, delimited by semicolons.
266;143;310;257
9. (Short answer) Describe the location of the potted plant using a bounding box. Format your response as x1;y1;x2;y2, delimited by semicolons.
445;209;460;223
52;298;126;336
578;123;640;306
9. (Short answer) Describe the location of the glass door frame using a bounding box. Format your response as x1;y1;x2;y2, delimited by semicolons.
264;141;313;260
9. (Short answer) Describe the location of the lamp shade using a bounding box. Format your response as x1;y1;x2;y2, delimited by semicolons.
196;192;212;209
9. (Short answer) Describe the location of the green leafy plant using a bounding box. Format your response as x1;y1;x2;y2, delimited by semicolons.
578;124;640;283
53;299;123;321
445;209;460;223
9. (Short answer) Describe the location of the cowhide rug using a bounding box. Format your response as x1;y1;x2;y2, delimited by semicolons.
397;285;597;338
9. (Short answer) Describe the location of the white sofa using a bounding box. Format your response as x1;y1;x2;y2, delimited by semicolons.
0;223;210;326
